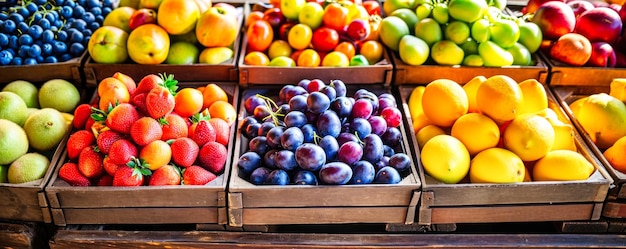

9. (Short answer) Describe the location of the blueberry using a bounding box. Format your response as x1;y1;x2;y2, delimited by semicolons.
102;7;112;16
16;7;29;17
60;6;73;19
64;0;76;7
57;30;68;41
17;21;29;34
90;7;102;16
60;53;73;62
29;25;43;39
53;41;67;54
0;13;8;21
68;28;83;43
82;12;95;24
18;45;30;57
41;43;53;55
24;57;37;65
31;12;43;23
41;30;54;43
18;34;33;45
0;33;8;47
8;36;18;49
34;0;47;5
25;2;38;13
0;50;13;65
8;13;24;23
2;19;15;33
70;19;87;30
73;5;86;18
27;44;42;57
10;56;22;65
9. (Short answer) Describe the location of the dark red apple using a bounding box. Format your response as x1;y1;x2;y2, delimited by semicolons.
524;0;565;14
346;19;370;41
587;42;617;67
567;0;595;17
531;1;576;40
263;8;286;33
278;23;295;41
128;8;157;30
575;7;622;43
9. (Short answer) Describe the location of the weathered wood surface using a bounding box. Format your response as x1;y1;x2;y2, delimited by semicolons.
0;221;50;249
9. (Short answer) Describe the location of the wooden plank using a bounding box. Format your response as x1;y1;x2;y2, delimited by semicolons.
52;207;220;225
0;221;49;249
239;207;409;225
559;220;608;233
429;203;598;224
603;202;626;219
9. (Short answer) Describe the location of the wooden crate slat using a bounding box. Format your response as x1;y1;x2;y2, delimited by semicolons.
52;207;220;225
603;202;626;219
239;206;410;225
430;203;599;224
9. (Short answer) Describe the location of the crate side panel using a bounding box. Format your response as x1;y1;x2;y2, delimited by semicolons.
240;206;409;225
429;203;598;224
0;186;44;221
54;207;220;225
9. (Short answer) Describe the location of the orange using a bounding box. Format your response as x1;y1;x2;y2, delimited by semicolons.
244;51;270;66
334;41;356;59
157;0;200;35
140;140;172;170
174;87;204;117
98;77;127;96
98;77;130;111
208;100;237;126
359;40;383;64
297;49;321;67
202;83;229;110
246;11;265;29
112;72;137;95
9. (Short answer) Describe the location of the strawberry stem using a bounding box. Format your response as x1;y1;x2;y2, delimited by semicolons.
159;73;179;95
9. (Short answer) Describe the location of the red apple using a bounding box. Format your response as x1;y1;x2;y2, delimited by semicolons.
128;8;157;31
587;42;617;67
575;7;622;43
362;0;381;16
346;19;370;41
279;23;295;41
524;0;565;14
263;8;286;34
532;1;576;40
567;0;594;17
311;27;339;52
550;33;592;66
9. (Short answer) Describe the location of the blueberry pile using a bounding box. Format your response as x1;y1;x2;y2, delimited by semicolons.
238;79;412;186
0;0;113;65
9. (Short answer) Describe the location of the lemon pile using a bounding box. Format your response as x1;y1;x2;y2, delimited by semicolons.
408;75;595;184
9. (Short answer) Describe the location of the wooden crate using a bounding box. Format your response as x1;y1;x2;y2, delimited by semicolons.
550;84;626;219
228;86;421;228
398;83;612;226
81;2;245;87
0;53;85;84
44;82;239;226
0;220;52;249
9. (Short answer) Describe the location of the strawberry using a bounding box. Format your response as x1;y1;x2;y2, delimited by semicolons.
58;162;91;186
134;74;163;97
106;103;141;134
145;74;177;119
103;156;124;176
161;113;189;140
209;118;230;146
67;130;96;160
148;164;181;186
182;165;216;185
189;112;216;147
78;146;105;179
96;130;124;154
113;157;151;186
198;141;228;174
170;137;199;168
131;92;149;115
130;116;163;146
97;174;114;186
108;139;138;165
73;103;93;130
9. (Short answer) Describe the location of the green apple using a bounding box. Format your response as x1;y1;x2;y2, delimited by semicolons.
88;26;129;64
199;47;234;65
390;8;419;35
506;42;532;66
399;35;429;66
463;54;484;66
415;3;433;20
299;2;324;30
431;40;464;65
478;40;513;67
445;21;470;45
119;0;140;8
471;18;491;43
432;3;449;24
415;18;442;46
269;56;296;67
489;19;520;49
170;30;198;45
102;6;135;33
350;54;370;66
448;0;488;23
518;21;542;53
281;0;306;20
383;0;417;16
379;16;410;51
460;38;479;55
166;41;199;65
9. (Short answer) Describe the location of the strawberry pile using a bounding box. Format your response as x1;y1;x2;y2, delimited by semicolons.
58;72;231;187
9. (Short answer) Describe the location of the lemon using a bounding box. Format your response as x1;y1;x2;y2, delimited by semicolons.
476;75;523;125
408;86;426;120
503;113;555;161
533;150;595;181
609;78;626;102
603;136;626;174
573;93;626;149
469;147;526;184
451;113;500;156
422;79;468;127
568;96;587;116
416;124;446;149
518;79;548;115
534;108;577;151
462;75;486;113
412;112;433;135
421;135;470;184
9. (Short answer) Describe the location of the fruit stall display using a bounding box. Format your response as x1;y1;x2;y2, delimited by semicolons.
400;74;612;228
44;72;239;226
82;0;243;85
511;0;626;85
237;0;394;85
228;79;420;228
380;0;549;84
0;78;83;223
0;0;113;83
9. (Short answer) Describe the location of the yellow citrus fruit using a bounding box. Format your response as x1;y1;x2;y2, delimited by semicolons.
420;135;470;184
244;51;270;66
518;79;548;115
462;75;486;113
451;113;500;156
416;124;446;149
503;113;555;161
533;108;577;151
408;85;426;120
412;112;433;135
603;136;626;174
267;40;292;60
609;78;626;102
422;79;468;127
469;147;526;184
533;150;595;181
568;96;587;117
476;75;523;125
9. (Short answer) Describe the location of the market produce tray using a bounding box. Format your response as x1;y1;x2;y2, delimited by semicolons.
81;3;245;87
0;53;85;84
398;83;612;226
391;51;549;85
228;85;421;228
551;83;626;219
541;53;626;86
44;82;239;226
